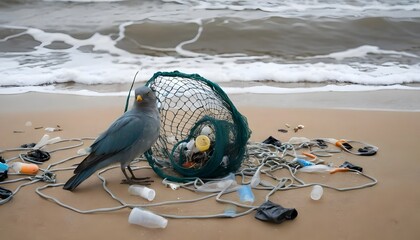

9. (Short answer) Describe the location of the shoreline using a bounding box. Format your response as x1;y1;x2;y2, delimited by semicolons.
1;89;420;113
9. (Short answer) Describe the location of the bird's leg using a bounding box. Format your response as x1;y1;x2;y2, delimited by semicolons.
121;166;153;185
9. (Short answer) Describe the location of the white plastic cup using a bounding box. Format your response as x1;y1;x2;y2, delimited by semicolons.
128;185;156;201
128;208;168;228
310;185;324;200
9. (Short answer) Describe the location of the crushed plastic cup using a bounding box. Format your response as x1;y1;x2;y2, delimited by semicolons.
224;204;237;217
237;184;255;203
128;208;168;228
310;185;323;200
128;185;156;201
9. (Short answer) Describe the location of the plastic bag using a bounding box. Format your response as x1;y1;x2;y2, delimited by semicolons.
255;200;298;224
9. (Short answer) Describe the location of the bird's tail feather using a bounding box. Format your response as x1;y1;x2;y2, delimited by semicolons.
63;166;99;191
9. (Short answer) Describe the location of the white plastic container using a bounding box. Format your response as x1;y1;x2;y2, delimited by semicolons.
128;208;168;228
200;125;213;136
310;185;324;200
128;185;156;201
11;162;39;175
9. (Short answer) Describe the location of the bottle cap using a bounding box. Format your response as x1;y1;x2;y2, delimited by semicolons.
310;185;323;200
195;135;210;152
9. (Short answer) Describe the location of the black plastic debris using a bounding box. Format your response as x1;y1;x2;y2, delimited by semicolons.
314;139;328;149
358;146;377;156
0;171;7;182
20;143;36;148
255;200;298;224
278;129;288;133
0;156;7;182
341;142;353;150
0;186;12;199
340;161;363;172
262;136;282;148
21;149;51;164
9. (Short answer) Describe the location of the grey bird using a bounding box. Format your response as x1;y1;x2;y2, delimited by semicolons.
63;86;160;191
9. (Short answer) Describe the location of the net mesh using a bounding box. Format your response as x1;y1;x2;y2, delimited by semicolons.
145;71;251;182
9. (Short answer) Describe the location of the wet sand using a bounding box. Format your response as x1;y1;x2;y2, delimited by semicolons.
1;91;420;240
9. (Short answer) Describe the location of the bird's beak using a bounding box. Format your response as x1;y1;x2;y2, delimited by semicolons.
136;95;143;102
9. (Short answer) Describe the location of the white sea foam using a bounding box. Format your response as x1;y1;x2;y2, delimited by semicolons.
44;0;125;2
2;48;420;88
166;0;420;18
1;24;419;87
1;83;419;96
301;45;419;60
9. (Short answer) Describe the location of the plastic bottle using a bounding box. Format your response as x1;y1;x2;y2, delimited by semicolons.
196;173;237;192
299;165;333;173
237;184;255;203
310;185;323;200
128;185;156;201
295;158;314;167
128;208;168;228
11;162;39;174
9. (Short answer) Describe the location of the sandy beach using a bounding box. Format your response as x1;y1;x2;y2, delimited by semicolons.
1;91;420;240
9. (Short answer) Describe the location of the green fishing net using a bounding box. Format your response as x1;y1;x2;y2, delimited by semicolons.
144;71;251;182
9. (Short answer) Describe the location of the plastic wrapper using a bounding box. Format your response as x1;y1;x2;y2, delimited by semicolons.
255;200;298;224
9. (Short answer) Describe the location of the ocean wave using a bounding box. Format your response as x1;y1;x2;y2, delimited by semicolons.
1;1;419;95
300;45;419;60
1;83;419;96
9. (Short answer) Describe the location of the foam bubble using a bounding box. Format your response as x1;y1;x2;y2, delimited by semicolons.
44;0;126;2
301;45;419;61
